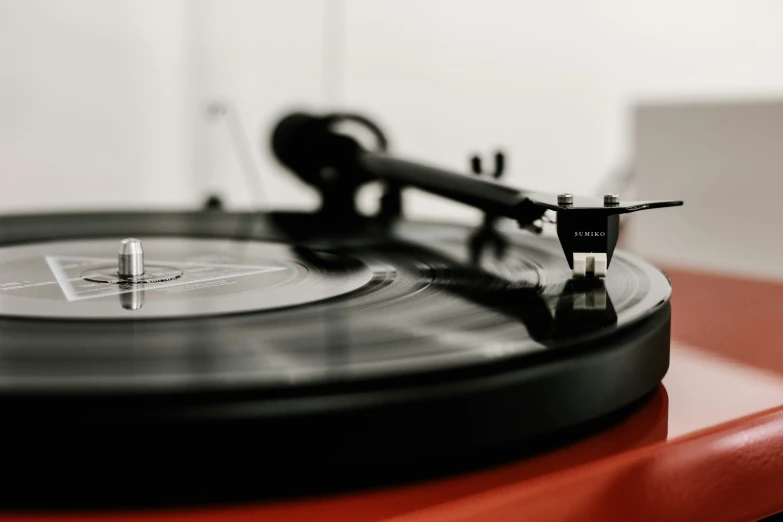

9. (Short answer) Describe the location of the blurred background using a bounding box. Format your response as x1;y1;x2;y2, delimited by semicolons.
2;0;783;275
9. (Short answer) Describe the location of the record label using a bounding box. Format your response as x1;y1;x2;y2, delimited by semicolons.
0;238;374;319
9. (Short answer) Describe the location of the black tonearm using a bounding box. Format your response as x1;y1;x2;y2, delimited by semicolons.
270;112;682;277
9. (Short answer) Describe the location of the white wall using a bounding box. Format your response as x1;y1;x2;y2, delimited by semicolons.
188;0;329;212
2;1;783;219
0;0;329;213
0;0;195;212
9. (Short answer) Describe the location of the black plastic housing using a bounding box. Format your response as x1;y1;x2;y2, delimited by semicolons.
556;211;621;269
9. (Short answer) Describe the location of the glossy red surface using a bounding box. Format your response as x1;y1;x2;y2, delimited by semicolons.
4;267;783;521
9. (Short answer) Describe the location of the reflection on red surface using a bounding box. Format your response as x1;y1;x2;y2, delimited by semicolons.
390;406;783;522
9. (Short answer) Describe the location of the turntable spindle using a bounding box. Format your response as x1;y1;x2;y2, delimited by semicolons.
118;238;144;278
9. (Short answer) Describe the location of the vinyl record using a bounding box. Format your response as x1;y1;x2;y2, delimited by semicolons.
0;211;672;508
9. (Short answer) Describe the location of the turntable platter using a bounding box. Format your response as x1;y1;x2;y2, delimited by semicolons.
0;211;672;508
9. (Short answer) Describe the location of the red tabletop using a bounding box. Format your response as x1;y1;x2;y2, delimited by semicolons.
4;267;783;521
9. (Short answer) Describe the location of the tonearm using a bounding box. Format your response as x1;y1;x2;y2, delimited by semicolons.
270;112;682;278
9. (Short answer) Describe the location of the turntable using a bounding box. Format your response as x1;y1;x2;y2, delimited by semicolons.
0;112;683;509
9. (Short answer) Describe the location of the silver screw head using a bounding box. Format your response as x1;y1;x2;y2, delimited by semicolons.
603;194;620;206
118;238;144;278
557;193;574;206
